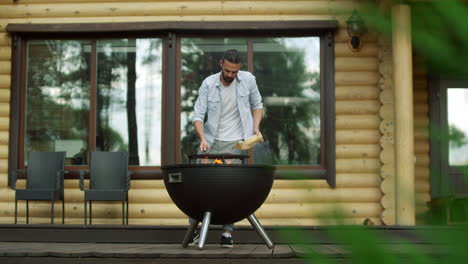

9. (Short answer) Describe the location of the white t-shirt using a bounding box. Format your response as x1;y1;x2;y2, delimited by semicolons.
216;80;244;141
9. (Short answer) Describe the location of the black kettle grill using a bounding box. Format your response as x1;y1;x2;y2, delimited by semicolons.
162;154;275;249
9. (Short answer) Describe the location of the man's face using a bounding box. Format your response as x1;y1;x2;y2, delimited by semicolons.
220;60;241;84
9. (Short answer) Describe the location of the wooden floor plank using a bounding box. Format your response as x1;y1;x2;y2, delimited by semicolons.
291;244;337;256
271;245;296;258
249;244;277;258
323;244;350;257
0;242;295;259
0;240;452;262
226;244;258;259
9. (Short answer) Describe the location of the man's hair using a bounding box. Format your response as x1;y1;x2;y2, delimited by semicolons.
222;49;242;64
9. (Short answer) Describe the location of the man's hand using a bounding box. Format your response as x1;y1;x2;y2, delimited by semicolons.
253;128;264;142
253;127;260;135
199;139;210;152
252;108;263;141
194;121;210;152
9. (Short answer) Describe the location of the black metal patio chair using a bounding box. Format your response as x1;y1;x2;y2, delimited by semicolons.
9;151;66;224
79;151;132;225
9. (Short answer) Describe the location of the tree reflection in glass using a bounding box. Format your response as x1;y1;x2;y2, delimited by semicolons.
180;38;248;163
96;39;162;166
448;88;468;166
25;40;91;165
179;37;321;165
253;37;321;165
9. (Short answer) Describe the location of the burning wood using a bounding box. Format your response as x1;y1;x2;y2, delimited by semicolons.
212;158;224;164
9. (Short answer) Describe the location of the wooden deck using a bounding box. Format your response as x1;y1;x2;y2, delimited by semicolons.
0;225;465;263
0;241;451;264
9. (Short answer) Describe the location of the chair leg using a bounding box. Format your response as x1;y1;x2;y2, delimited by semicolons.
14;198;17;224
51;198;55;224
84;199;87;225
126;199;129;225
121;200;125;225
62;199;65;224
89;201;92;225
26;200;29;224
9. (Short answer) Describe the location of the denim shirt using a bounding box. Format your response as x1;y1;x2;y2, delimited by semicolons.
192;70;264;145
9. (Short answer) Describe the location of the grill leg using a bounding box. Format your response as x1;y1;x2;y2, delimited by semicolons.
198;212;212;250
182;218;200;248
248;214;274;249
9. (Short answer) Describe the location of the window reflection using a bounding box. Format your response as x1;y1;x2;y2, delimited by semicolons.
253;37;321;165
25;40;91;165
180;38;248;163
179;37;321;165
96;39;162;166
448;88;468;166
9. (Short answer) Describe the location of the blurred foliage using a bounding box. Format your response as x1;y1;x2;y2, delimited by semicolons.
280;208;468;264
357;0;468;194
280;1;468;263
281;224;468;264
359;0;468;77
448;125;468;148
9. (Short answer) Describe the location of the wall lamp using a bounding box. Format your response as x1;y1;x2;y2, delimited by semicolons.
346;10;367;52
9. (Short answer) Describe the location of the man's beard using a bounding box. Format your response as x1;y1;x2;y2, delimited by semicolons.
222;73;235;84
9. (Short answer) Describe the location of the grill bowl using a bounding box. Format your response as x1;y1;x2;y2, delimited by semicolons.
162;164;275;225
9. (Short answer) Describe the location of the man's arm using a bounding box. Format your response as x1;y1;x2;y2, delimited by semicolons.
249;74;263;136
252;108;263;135
194;120;210;152
192;79;210;152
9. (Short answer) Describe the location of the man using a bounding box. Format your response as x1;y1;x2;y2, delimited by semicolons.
190;49;264;248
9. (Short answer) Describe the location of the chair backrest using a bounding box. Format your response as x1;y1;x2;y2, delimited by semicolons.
89;151;129;190
26;151;66;189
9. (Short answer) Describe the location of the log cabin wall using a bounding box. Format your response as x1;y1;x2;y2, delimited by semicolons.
378;39;430;225
0;0;428;225
379;37;395;225
413;59;430;224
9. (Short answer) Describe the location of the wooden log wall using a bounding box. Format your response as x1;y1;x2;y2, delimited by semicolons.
412;59;431;223
378;35;430;225
0;0;429;226
378;37;395;225
334;19;383;226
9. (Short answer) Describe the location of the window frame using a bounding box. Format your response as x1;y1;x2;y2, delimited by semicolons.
429;77;468;197
7;21;337;186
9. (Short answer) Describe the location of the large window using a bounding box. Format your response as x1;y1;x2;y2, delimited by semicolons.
447;88;468;166
9;21;336;184
180;38;249;162
430;79;468;197
25;40;91;165
23;38;163;166
253;38;321;165
180;37;321;165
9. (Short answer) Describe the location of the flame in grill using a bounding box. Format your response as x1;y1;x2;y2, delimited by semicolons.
212;158;224;164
